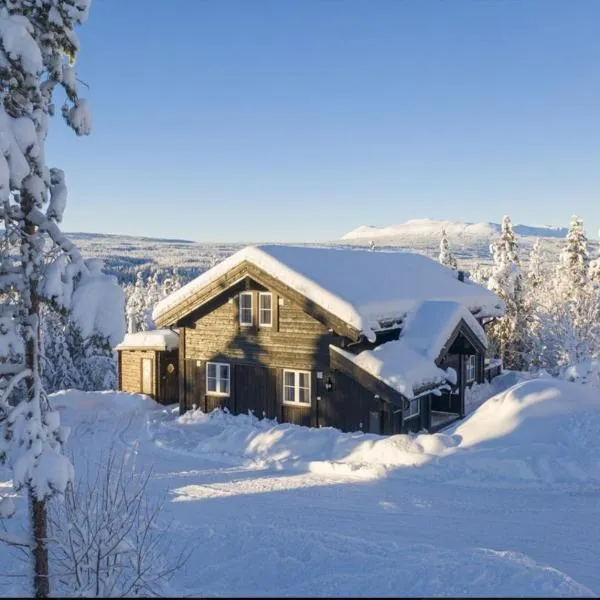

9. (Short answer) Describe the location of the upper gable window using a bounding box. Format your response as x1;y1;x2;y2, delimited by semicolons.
258;292;273;327
239;292;253;326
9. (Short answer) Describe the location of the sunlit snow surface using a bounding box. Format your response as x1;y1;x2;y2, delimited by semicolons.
0;377;598;596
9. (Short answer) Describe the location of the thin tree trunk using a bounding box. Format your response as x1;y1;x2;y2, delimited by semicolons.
29;493;49;598
24;205;50;598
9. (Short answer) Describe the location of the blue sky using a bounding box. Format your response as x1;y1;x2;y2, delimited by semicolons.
47;0;600;242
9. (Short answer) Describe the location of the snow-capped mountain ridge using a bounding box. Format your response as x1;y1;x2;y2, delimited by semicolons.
342;218;568;241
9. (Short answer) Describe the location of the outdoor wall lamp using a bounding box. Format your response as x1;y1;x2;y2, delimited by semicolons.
324;376;334;391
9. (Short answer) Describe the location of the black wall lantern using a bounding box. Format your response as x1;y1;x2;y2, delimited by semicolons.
324;376;334;391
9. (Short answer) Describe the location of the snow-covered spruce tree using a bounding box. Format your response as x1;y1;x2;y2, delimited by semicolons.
40;304;81;392
0;2;113;596
552;216;600;369
125;268;183;334
527;238;544;290
557;215;589;290
438;228;457;270
486;216;530;370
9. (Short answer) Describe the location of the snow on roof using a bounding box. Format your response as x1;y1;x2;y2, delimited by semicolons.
115;329;179;351
400;300;486;361
153;245;504;335
331;342;449;399
330;299;488;398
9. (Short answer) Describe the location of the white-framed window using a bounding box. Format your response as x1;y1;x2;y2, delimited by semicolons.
206;362;230;396
239;292;253;326
406;397;420;419
283;370;311;405
466;355;476;383
258;292;273;327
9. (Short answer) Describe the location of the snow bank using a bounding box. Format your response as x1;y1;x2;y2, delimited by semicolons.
148;408;459;478
153;245;504;334
149;377;600;489
448;378;600;487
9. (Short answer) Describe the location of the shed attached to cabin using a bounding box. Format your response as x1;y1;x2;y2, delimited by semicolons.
115;329;179;405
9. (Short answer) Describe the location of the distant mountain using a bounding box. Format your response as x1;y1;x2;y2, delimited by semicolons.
342;218;568;242
338;218;592;268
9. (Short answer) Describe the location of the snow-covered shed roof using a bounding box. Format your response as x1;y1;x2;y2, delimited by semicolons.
331;343;449;400
330;300;486;399
115;329;179;352
400;300;486;361
153;245;504;337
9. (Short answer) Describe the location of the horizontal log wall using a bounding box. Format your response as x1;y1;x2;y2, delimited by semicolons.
185;280;335;371
119;350;156;396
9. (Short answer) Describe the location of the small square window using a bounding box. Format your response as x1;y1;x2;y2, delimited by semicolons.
206;362;230;396
283;370;311;406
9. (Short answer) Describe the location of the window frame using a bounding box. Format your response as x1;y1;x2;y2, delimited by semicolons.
466;354;476;383
258;292;273;328
239;292;253;327
206;362;231;396
282;369;311;406
405;397;420;419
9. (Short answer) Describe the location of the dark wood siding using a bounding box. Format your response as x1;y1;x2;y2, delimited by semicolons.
184;279;335;372
319;370;385;433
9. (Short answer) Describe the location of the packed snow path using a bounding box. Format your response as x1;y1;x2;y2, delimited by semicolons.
1;380;598;597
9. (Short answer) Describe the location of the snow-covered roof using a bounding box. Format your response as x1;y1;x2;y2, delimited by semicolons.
331;343;449;399
153;245;504;336
115;329;179;351
400;300;486;361
330;300;487;399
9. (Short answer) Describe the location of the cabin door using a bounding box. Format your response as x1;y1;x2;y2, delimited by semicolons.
141;358;153;396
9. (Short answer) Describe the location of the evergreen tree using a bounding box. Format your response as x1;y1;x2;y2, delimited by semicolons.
487;216;529;370
527;238;544;290
438;228;458;270
557;215;589;292
0;2;93;595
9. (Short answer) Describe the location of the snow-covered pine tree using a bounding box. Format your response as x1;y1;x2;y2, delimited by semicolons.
125;272;146;333
40;304;81;392
557;215;589;292
0;3;110;596
527;238;544;290
438;228;457;270
487;216;529;370
552;216;600;368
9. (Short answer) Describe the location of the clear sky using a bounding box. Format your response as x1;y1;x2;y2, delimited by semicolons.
47;0;600;243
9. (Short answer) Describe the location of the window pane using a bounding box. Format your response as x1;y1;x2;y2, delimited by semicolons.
207;363;216;378
207;377;216;392
219;364;229;380
298;372;309;389
221;379;230;395
260;294;271;310
299;387;309;404
285;385;295;403
284;372;295;387
240;293;251;308
240;294;252;325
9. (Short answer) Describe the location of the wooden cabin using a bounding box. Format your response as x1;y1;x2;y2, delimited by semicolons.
121;245;504;434
116;330;179;405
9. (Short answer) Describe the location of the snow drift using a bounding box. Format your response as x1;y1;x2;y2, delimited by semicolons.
148;378;600;489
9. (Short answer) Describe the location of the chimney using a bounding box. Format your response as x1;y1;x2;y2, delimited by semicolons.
458;270;465;282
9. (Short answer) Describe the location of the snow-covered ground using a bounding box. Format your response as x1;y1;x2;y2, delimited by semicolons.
1;378;599;596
